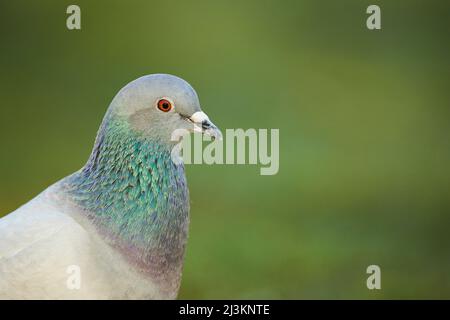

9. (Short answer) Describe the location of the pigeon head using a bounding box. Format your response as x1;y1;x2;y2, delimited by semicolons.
107;74;221;143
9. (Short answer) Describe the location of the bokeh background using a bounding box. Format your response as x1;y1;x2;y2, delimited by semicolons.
0;0;449;299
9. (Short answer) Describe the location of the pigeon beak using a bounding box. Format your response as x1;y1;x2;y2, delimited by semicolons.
189;111;222;141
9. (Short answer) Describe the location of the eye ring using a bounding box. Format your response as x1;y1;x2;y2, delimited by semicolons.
156;98;173;112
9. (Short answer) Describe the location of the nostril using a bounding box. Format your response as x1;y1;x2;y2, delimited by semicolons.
201;120;211;129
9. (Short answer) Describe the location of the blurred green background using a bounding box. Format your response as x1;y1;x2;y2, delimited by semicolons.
0;0;449;299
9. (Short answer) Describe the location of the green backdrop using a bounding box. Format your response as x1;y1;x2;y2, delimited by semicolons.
0;0;449;298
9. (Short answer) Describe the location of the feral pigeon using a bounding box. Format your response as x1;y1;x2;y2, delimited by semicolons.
0;74;221;299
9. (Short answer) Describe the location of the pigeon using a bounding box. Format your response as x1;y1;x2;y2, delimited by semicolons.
0;74;221;299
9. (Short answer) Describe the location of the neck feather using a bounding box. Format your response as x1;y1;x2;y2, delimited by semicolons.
64;117;189;291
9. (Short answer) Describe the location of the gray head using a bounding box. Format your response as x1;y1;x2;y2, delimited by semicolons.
107;74;221;143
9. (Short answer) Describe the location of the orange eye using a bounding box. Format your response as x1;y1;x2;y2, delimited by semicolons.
157;99;173;112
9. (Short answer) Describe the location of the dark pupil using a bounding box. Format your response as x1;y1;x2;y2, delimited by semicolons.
162;102;169;109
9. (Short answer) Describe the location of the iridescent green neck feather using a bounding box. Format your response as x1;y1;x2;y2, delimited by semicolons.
64;114;189;291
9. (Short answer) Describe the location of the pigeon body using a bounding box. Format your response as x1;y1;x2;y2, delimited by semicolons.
0;74;221;299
